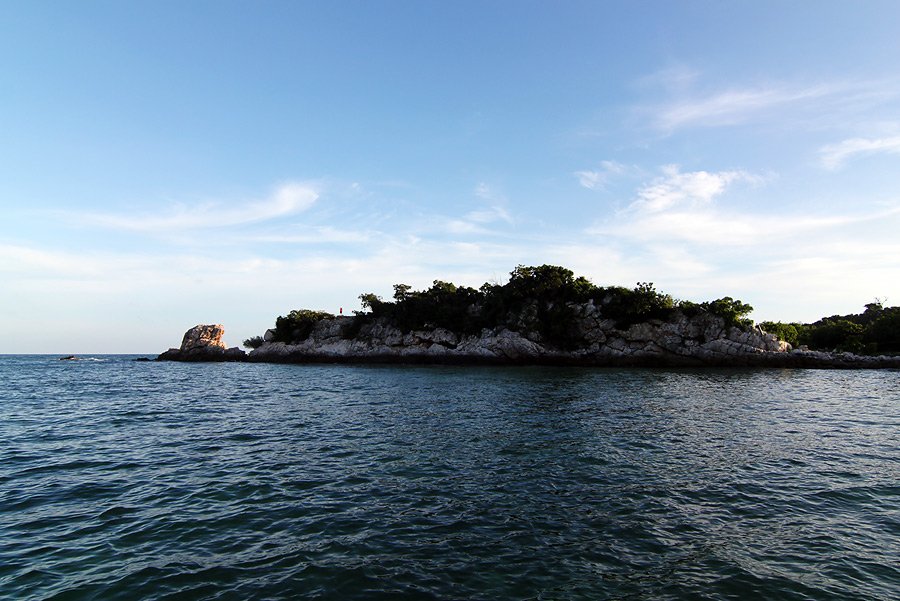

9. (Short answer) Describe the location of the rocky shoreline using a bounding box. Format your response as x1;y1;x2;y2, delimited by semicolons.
157;309;900;369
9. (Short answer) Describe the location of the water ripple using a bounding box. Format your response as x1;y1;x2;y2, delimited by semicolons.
1;358;899;600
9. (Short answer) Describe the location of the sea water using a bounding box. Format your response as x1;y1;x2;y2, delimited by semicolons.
1;355;899;600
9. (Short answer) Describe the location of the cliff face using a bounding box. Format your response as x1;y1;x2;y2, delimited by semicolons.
246;303;899;368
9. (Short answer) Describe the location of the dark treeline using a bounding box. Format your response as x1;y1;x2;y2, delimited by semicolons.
760;302;900;355
248;265;898;356
257;265;752;350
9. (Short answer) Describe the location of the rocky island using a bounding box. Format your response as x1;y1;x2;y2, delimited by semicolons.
157;265;900;369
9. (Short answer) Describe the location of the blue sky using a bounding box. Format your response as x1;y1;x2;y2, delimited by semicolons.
3;1;900;353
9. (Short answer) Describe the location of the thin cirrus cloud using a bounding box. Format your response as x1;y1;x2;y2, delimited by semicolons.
819;135;900;169
575;161;627;191
0;243;101;276
469;183;514;225
78;182;318;232
473;182;497;201
244;226;373;245
650;81;859;131
465;206;513;225
597;209;867;247
444;218;491;235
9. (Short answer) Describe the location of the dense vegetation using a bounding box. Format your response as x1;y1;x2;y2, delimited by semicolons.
264;265;756;350
257;265;898;355
355;265;687;349
270;309;335;344
242;335;265;349
760;302;900;355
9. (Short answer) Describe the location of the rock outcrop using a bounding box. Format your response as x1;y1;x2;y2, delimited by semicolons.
157;309;900;368
244;307;900;369
157;324;246;362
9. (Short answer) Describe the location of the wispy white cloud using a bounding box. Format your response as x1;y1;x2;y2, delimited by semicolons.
7;160;900;352
6;188;900;351
654;84;838;130
580;201;900;322
592;208;879;247
442;219;486;235
575;161;627;191
461;183;514;226
243;226;373;244
646;77;900;132
474;182;495;201
0;235;534;352
76;182;318;231
819;135;900;169
572;159;900;321
637;64;701;92
647;243;714;278
466;206;513;225
0;244;101;276
590;162;897;246
624;166;760;214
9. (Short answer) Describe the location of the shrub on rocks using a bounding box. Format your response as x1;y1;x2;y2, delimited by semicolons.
273;309;334;344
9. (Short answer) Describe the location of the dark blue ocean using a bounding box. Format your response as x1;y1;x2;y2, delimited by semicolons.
1;355;899;600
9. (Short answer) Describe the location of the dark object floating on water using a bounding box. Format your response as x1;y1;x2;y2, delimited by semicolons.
59;355;80;361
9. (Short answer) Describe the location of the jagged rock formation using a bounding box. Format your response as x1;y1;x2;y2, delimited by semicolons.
155;308;900;368
245;305;900;368
157;324;246;362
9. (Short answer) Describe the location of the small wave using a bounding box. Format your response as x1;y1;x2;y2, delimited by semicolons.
3;361;898;601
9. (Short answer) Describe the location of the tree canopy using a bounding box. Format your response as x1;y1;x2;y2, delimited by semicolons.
266;264;898;356
760;301;900;355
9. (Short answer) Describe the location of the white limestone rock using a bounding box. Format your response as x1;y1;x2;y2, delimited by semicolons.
181;324;228;352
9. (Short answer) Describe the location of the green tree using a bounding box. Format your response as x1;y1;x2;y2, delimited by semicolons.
358;293;384;314
863;306;900;353
273;309;334;343
758;321;802;347
505;264;598;302
393;284;412;302
265;265;768;352
803;318;865;352
703;297;754;327
602;282;676;327
242;335;265;349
